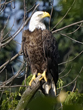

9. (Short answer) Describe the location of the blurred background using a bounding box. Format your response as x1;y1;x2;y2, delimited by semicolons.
0;0;83;109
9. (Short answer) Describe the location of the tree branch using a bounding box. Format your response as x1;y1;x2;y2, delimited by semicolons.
0;49;22;71
51;0;76;31
52;20;83;34
0;4;39;49
60;33;83;45
58;50;83;66
0;62;24;87
58;66;83;90
15;74;43;110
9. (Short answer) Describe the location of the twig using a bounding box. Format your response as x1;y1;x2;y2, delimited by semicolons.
72;81;76;92
58;50;83;66
0;65;6;73
0;4;39;49
0;49;22;70
67;23;82;35
2;19;15;42
11;0;15;9
0;0;6;13
0;62;24;87
52;20;83;34
58;66;83;90
26;3;36;13
60;33;83;45
59;63;68;75
51;0;75;31
60;68;71;79
58;74;78;90
0;85;27;88
0;0;14;5
1;15;10;35
49;0;54;30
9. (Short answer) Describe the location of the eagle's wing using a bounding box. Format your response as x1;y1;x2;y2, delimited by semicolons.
42;29;59;86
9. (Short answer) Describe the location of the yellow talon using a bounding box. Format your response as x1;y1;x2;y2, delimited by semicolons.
38;73;41;76
38;70;47;82
29;74;36;86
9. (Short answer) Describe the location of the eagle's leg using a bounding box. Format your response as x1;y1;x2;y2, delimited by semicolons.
29;74;36;86
38;70;47;82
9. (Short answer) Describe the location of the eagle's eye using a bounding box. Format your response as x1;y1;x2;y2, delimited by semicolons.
38;14;42;17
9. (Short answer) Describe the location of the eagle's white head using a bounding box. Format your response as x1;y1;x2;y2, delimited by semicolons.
29;11;50;32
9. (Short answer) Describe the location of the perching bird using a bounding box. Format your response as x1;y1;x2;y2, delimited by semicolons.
22;11;59;96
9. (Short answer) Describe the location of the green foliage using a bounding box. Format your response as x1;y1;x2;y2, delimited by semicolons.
22;74;33;86
19;74;33;93
0;77;83;110
1;89;83;110
65;90;83;106
62;90;83;110
57;78;64;89
0;91;19;110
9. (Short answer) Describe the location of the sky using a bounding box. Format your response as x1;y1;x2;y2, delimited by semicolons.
8;1;23;51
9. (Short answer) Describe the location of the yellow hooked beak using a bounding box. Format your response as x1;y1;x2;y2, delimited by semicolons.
41;12;50;18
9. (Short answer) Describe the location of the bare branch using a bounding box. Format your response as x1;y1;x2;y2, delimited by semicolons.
0;0;14;5
67;23;82;35
51;0;75;31
58;50;83;66
60;33;83;45
1;15;10;35
26;3;36;13
49;0;54;30
0;62;24;87
0;49;22;71
0;85;27;88
52;20;83;34
58;74;78;90
15;74;43;110
72;81;76;92
2;19;15;42
0;4;39;49
0;0;6;13
59;63;69;75
11;0;15;9
60;68;71;79
58;66;83;90
0;65;6;74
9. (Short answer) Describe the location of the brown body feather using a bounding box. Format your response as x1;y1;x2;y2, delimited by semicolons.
22;29;47;73
22;29;58;95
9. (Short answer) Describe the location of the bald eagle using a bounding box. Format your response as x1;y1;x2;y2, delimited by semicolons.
22;11;58;96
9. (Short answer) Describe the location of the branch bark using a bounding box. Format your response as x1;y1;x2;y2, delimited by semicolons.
15;74;43;110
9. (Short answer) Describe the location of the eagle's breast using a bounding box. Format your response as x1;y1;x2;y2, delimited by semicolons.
23;29;46;73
